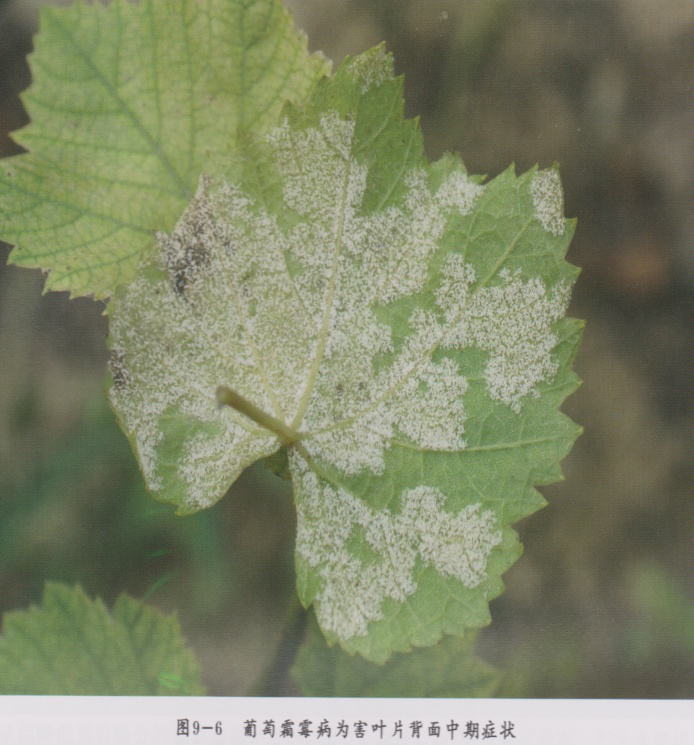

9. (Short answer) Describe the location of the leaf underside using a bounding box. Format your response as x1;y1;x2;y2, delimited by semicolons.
108;46;583;663
0;583;204;695
0;0;328;298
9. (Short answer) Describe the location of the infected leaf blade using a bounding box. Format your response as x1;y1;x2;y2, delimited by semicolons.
108;47;582;661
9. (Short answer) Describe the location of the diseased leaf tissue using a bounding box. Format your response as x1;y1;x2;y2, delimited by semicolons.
1;0;582;664
109;50;581;661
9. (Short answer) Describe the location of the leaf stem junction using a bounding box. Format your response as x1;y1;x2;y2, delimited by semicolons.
216;385;299;446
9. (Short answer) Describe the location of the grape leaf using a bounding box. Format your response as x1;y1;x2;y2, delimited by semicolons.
0;0;328;298
108;47;582;662
292;614;499;697
0;583;204;695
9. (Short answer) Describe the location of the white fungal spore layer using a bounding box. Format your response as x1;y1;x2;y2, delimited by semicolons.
438;259;571;412
262;113;484;474
530;168;565;236
108;177;304;508
346;46;394;93
292;455;502;640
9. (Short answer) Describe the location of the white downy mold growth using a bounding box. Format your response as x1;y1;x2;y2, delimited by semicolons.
347;46;394;93
292;455;502;640
530;167;566;236
437;258;570;412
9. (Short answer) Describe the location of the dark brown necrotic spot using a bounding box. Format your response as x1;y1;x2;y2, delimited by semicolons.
165;235;212;296
172;267;188;295
164;206;216;297
110;348;128;391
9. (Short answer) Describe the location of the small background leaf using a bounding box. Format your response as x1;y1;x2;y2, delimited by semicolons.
292;614;499;697
0;582;204;695
0;0;328;298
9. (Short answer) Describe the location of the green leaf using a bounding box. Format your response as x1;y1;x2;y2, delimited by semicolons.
0;583;204;695
0;0;328;298
108;46;582;661
292;614;499;697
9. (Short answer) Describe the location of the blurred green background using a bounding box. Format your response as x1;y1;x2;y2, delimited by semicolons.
0;0;692;697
